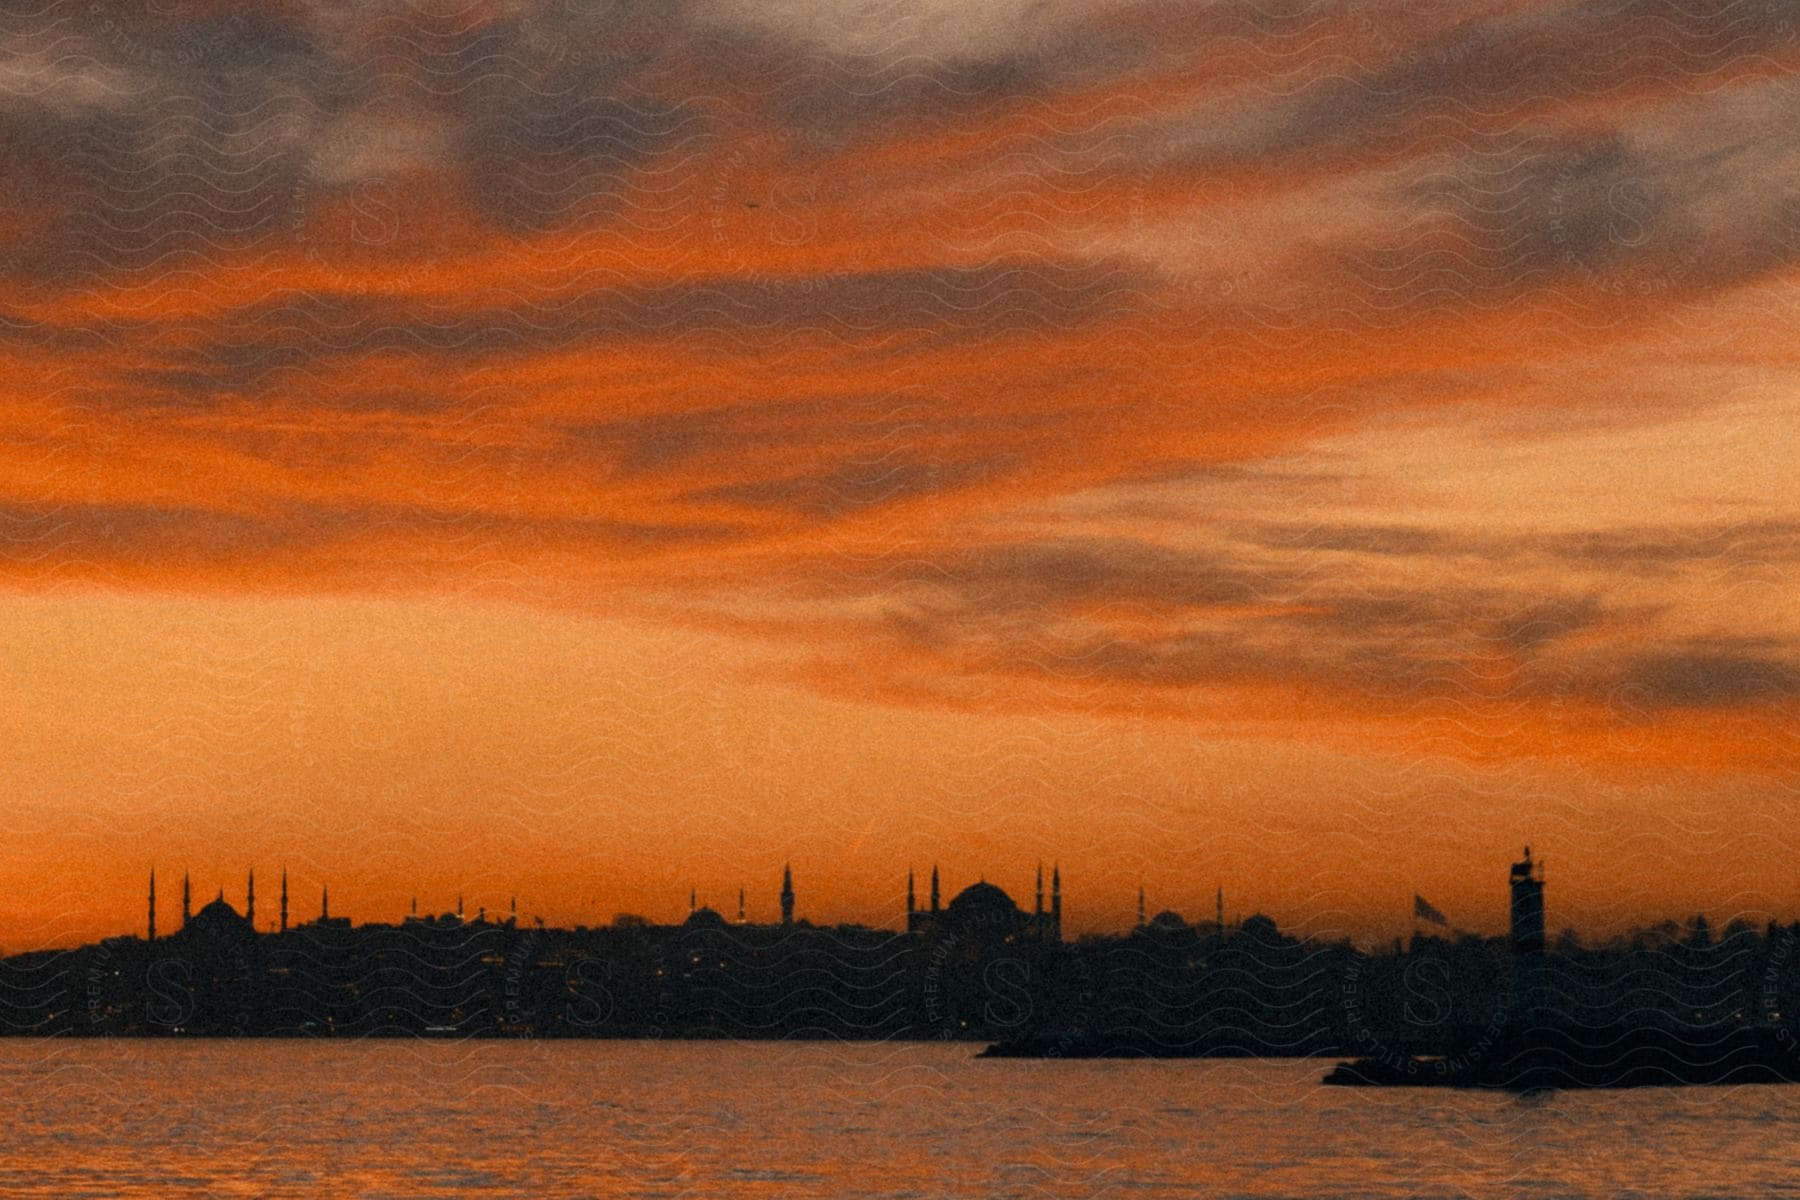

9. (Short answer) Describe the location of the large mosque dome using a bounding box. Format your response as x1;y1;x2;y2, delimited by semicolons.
943;882;1029;940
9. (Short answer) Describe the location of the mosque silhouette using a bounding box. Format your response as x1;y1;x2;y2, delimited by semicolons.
7;850;1800;1055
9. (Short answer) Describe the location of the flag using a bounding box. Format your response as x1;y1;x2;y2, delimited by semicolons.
1413;894;1448;926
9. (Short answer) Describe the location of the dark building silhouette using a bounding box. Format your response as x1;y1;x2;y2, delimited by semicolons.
187;889;253;940
905;866;938;934
16;848;1800;1052
316;884;349;929
1509;847;1545;952
1510;846;1547;1017
907;870;1060;944
683;903;728;930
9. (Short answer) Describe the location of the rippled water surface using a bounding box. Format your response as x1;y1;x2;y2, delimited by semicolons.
2;1041;1799;1198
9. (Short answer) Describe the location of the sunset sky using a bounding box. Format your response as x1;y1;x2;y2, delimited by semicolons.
1;0;1796;950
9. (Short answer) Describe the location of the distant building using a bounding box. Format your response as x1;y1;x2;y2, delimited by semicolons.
1509;846;1547;1017
314;884;350;930
907;864;1061;944
182;890;254;943
1509;847;1545;955
1147;909;1189;934
683;905;729;930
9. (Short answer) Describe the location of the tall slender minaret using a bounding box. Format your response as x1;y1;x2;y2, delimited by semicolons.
1035;863;1044;918
780;864;795;927
737;887;746;923
147;869;157;942
321;884;330;922
279;868;288;934
181;871;191;929
1051;864;1061;941
510;896;517;924
1137;883;1146;928
457;894;464;922
246;868;255;929
907;869;916;919
930;865;940;914
689;887;696;915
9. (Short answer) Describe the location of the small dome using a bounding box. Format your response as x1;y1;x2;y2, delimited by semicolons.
683;906;728;929
1149;909;1188;930
1238;913;1281;942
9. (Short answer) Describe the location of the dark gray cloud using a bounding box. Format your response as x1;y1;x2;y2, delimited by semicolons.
1141;0;1800;314
690;0;1170;151
1607;640;1800;710
1165;0;1800;173
562;396;1075;509
0;496;748;581
1297;127;1719;318
110;257;1150;402
1250;522;1458;558
687;454;1005;520
0;1;704;280
897;536;1277;612
0;0;1172;287
0;6;351;283
429;3;702;234
1543;521;1800;570
1244;517;1800;576
801;528;1800;714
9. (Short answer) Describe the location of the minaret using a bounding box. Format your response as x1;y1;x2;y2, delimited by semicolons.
181;871;191;929
280;868;288;934
1051;864;1061;941
930;865;940;914
1137;883;1146;928
148;869;157;942
246;868;255;929
780;864;795;927
737;887;746;923
510;896;517;924
457;894;464;923
907;869;916;919
689;887;696;915
1035;863;1044;917
321;884;329;922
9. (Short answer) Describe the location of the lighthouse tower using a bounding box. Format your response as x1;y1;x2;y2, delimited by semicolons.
1509;847;1547;1021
